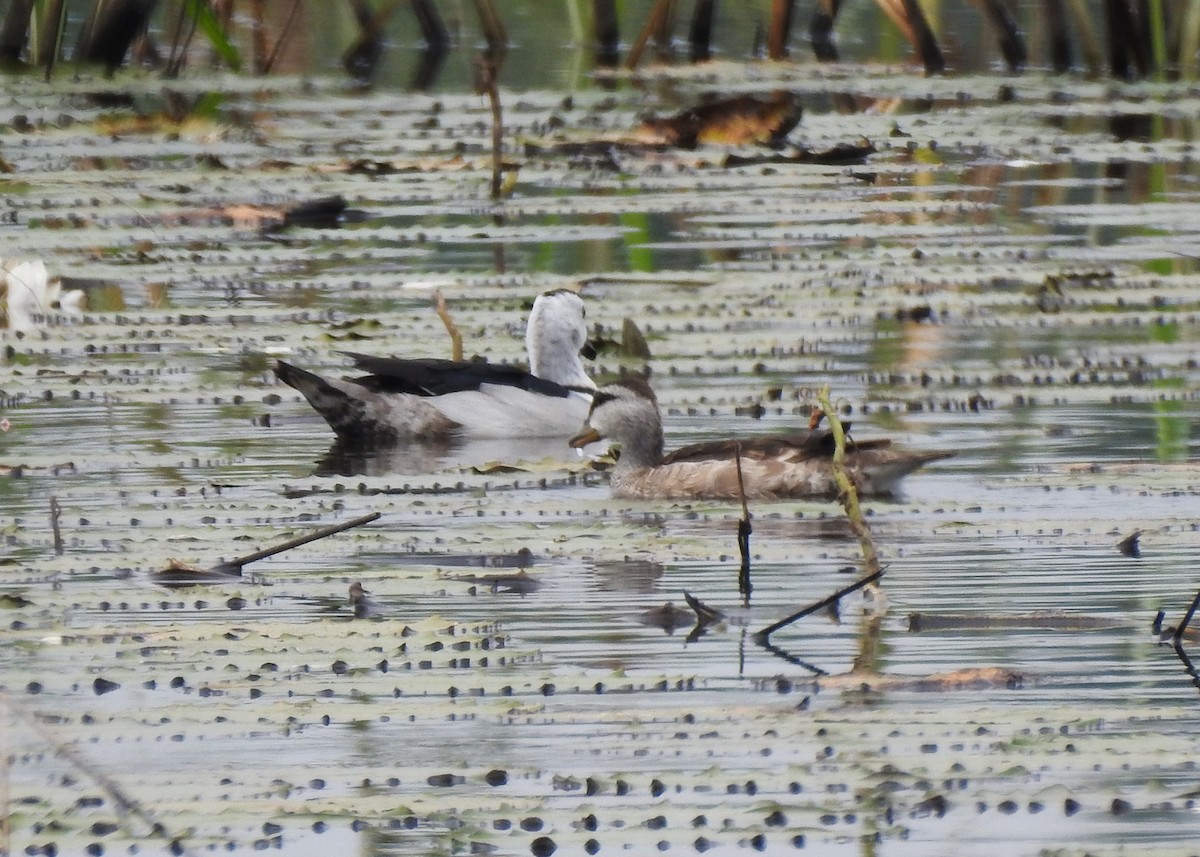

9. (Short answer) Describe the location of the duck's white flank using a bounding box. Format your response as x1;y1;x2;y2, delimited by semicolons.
275;288;595;443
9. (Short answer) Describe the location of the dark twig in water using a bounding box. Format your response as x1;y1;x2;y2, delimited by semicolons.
49;496;62;555
754;569;884;642
1172;591;1200;673
208;511;381;576
734;443;752;604
1;690;199;854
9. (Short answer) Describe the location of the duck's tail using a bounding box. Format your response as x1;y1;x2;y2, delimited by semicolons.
274;360;457;443
274;360;394;442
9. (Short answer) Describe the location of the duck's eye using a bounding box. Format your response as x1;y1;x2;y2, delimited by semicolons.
592;391;617;409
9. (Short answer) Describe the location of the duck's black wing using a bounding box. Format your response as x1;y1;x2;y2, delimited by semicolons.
661;425;889;465
340;352;574;399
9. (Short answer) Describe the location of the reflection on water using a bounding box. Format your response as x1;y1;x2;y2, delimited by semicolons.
292;1;1129;93
312;433;594;476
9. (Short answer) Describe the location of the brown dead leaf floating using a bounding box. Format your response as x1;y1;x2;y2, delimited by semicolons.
636;91;803;148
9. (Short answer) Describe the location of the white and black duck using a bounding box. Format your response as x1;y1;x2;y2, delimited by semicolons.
275;289;596;443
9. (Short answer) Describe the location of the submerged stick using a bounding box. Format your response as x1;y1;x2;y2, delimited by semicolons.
754;569;884;641
1;690;193;851
210;511;381;575
434;290;463;361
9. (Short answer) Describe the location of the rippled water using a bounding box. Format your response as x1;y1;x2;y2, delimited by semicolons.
4;58;1200;856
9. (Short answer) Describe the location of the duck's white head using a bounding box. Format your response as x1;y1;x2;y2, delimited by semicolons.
526;289;595;391
569;377;663;466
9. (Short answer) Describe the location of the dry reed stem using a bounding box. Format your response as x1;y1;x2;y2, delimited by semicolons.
434;290;463;361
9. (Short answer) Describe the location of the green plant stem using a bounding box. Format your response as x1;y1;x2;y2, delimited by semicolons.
817;385;879;575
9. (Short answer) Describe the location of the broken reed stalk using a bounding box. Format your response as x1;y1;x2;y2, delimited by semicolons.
250;0;268;72
1064;0;1104;76
49;496;63;555
213;511;381;574
434;290;463;361
734;444;752;603
1174;588;1200;648
755;569;884;641
767;0;794;59
38;0;66;80
262;0;303;74
626;0;672;69
474;53;505;200
472;0;508;52
816;386;880;576
1161;588;1200;689
165;0;200;78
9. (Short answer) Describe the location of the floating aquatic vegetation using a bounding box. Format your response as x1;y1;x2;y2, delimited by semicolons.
3;64;1200;856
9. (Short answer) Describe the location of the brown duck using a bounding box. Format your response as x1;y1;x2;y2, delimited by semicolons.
569;378;953;501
